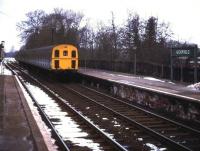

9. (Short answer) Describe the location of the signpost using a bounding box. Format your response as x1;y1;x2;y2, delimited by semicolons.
171;45;198;83
0;41;5;74
0;41;5;62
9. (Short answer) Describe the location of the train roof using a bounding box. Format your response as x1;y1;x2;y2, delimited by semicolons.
21;44;77;52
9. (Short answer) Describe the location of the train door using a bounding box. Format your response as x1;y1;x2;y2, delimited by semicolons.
55;60;59;69
71;50;76;68
71;60;76;68
54;50;59;69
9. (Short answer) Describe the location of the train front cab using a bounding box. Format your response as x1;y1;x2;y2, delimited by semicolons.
51;45;78;71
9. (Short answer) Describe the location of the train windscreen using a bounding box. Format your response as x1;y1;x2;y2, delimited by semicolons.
55;50;59;57
72;50;76;58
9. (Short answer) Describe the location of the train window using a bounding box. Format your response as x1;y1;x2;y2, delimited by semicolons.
63;50;68;56
55;50;59;57
72;50;76;58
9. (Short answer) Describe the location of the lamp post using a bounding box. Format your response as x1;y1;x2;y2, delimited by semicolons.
170;48;173;81
51;27;55;44
133;46;137;75
194;45;198;83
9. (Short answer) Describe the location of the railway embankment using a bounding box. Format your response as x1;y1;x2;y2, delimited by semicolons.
78;68;200;124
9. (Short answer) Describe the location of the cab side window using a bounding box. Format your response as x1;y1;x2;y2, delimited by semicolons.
72;50;76;58
55;50;59;57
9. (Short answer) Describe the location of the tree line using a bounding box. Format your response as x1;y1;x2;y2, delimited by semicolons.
17;9;184;68
17;9;83;49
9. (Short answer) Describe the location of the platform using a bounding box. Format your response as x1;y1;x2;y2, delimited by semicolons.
78;68;200;101
0;75;51;151
78;68;200;121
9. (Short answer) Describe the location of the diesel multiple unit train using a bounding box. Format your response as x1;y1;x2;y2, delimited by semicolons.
16;44;78;71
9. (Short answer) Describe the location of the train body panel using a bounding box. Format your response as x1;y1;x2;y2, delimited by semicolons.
15;44;78;71
51;44;78;70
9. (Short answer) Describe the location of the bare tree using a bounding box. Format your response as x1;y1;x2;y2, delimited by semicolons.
17;9;84;49
157;22;173;46
111;12;117;57
125;13;141;59
143;16;157;48
17;10;45;43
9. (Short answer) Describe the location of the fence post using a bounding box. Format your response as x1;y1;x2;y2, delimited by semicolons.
170;48;173;81
194;45;198;83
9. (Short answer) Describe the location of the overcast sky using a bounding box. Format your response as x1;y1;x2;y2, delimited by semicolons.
0;0;199;52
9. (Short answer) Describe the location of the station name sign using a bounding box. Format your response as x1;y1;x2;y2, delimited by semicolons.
172;47;195;57
176;49;190;55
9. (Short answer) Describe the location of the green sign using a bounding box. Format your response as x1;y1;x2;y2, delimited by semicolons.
172;48;194;57
171;45;198;83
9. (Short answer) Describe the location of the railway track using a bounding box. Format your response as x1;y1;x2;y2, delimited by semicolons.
63;83;200;150
44;82;200;151
6;63;131;150
6;64;70;151
7;62;200;150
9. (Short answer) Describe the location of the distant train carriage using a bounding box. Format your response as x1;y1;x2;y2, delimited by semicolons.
16;44;78;71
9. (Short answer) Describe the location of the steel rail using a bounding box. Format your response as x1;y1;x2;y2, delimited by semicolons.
63;84;192;151
82;84;200;135
8;62;195;150
6;64;71;151
6;63;128;151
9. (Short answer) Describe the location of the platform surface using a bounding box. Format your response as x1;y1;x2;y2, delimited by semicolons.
0;75;50;151
78;68;200;101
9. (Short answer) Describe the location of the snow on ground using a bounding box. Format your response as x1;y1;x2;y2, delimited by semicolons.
0;61;12;75
4;57;16;62
143;77;165;82
187;83;200;91
142;76;175;85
